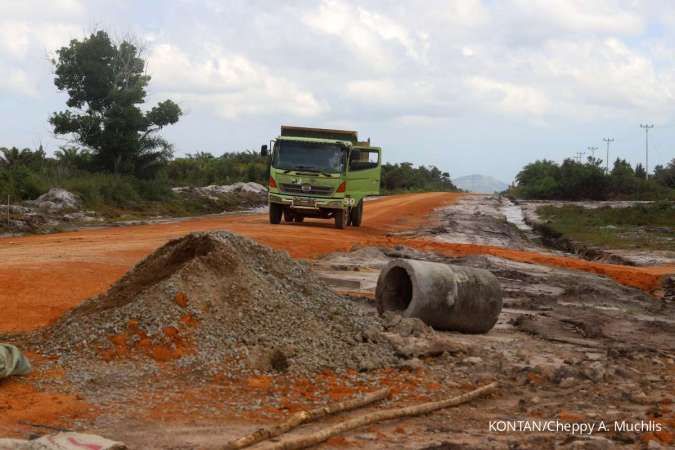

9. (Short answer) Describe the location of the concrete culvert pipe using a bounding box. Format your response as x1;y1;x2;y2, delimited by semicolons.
375;259;503;334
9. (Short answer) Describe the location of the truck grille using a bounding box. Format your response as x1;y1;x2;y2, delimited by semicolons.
280;183;334;196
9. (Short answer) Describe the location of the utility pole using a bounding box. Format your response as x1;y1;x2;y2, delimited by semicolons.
603;138;614;173
587;146;598;159
640;124;654;178
575;152;585;163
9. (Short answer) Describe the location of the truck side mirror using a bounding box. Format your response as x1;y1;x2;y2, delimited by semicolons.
261;145;268;157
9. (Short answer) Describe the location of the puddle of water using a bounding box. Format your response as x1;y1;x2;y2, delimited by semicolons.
501;200;532;232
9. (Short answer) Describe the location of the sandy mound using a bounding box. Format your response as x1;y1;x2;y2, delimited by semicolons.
31;232;399;376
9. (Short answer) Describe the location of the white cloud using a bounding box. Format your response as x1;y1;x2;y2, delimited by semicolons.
302;0;428;70
0;22;31;58
147;44;326;119
466;77;551;116
500;0;644;38
0;66;38;96
0;0;84;20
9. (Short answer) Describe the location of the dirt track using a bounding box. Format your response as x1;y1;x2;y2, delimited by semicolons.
1;192;672;333
1;192;674;448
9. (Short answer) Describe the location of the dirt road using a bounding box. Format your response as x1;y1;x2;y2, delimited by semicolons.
1;192;672;333
1;192;674;449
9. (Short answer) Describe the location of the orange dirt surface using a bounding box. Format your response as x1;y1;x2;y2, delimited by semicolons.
0;192;672;335
0;353;94;437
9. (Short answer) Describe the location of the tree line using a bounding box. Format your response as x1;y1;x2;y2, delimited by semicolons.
510;157;675;201
0;146;456;204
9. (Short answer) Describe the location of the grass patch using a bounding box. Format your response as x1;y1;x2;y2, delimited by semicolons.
537;202;675;252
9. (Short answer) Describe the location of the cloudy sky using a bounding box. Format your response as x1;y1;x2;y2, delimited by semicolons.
2;0;675;182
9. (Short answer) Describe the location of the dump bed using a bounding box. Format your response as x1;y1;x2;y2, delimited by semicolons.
281;125;358;143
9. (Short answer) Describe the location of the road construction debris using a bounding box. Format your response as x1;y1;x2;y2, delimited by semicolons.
258;382;498;450
0;344;31;379
376;259;503;333
0;432;125;450
224;387;390;449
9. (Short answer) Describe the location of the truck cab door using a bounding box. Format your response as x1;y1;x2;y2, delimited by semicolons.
346;148;381;201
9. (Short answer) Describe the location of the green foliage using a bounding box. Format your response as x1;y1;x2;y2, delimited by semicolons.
166;151;269;186
381;162;457;193
511;157;674;200
653;159;675;188
0;147;50;199
537;203;675;251
50;30;181;178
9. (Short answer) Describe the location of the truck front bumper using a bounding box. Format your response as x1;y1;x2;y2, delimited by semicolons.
269;193;354;210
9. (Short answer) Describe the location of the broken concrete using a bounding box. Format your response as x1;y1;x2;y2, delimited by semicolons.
0;344;31;379
0;432;125;450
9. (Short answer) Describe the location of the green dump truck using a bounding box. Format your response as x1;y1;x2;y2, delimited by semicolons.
264;126;382;229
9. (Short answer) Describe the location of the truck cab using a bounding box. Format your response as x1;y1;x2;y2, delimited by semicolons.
266;126;381;229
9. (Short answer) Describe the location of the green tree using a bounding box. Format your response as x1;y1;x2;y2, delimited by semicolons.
0;147;47;169
634;163;646;179
609;158;636;195
514;159;561;199
54;147;92;171
49;30;182;178
653;159;675;188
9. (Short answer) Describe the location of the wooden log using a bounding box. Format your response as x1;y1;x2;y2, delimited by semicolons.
224;387;390;450
262;381;498;450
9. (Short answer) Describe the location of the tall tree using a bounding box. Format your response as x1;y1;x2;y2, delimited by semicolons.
634;163;647;179
49;31;182;178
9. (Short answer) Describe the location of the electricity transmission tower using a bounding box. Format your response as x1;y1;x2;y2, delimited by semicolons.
640;124;654;178
575;152;585;163
603;138;614;173
587;146;598;159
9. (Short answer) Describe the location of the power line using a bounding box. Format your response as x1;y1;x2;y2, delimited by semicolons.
640;124;654;178
603;138;614;173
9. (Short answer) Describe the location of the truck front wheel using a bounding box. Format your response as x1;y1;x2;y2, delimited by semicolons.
349;200;363;227
335;208;349;229
269;203;283;224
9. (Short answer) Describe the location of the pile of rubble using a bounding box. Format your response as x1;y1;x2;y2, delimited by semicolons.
0;188;99;234
0;182;268;235
171;181;266;200
28;232;405;382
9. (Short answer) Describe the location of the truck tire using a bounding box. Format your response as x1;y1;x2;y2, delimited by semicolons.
283;208;294;223
335;208;348;229
294;215;304;223
349;200;363;227
269;203;283;224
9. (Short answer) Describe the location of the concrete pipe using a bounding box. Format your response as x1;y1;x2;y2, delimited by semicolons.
375;259;503;334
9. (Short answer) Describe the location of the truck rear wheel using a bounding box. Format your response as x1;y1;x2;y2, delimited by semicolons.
349;200;363;227
269;203;283;224
335;208;348;229
283;208;294;223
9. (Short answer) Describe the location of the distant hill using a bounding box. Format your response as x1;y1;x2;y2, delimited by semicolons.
453;174;509;193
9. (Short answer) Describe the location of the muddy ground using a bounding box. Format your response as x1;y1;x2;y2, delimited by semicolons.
1;194;673;449
312;195;675;449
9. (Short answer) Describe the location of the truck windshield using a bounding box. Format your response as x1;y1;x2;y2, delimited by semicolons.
272;141;345;173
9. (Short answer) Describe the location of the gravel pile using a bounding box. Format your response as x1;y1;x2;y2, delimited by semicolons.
30;232;399;377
